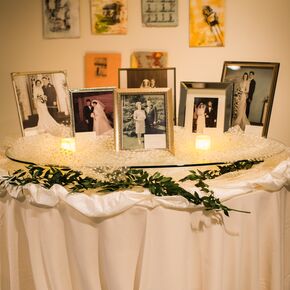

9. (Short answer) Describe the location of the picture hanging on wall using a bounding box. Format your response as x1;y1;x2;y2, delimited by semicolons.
221;61;280;137
189;0;224;47
131;51;168;68
178;82;233;135
42;0;80;39
90;0;127;34
114;88;174;153
85;53;121;88
11;70;73;138
70;87;114;135
118;67;177;123
141;0;178;27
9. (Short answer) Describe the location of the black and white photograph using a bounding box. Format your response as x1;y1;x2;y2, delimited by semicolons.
141;0;178;27
178;81;233;135
11;71;72;138
192;97;218;133
221;61;280;136
70;87;114;135
114;88;174;152
42;0;80;39
118;68;176;122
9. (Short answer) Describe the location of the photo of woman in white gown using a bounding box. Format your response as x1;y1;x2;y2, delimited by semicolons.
233;72;250;130
32;79;69;137
91;100;112;135
133;101;146;144
195;102;206;133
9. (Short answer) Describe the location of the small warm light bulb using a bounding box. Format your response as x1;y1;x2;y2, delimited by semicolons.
60;138;76;152
195;135;211;150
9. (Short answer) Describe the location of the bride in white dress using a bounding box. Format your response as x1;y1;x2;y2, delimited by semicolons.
32;79;69;137
196;102;206;133
91;100;112;135
233;72;250;130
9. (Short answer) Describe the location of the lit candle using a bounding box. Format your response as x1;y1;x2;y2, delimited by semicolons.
60;138;76;153
195;135;211;150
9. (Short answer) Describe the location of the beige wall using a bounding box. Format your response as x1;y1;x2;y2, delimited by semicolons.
0;0;289;145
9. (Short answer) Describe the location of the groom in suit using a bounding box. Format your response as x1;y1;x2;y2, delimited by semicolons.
42;76;58;118
246;71;256;118
205;101;217;127
145;100;158;134
83;99;94;131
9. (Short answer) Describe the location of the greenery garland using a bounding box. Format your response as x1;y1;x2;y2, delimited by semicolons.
0;159;263;216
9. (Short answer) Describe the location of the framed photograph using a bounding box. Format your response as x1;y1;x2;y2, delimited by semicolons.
178;82;233;134
189;0;225;47
90;0;127;34
118;67;177;123
141;0;178;27
11;71;72;138
69;87;114;135
131;51;168;68
42;0;80;39
114;88;174;153
221;61;280;137
85;53;121;88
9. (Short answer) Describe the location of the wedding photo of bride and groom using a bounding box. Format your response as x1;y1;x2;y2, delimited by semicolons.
12;72;72;138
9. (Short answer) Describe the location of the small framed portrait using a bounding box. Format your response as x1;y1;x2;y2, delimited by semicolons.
42;0;80;39
85;53;121;88
178;82;233;134
221;61;280;137
141;0;178;27
69;87;114;136
11;70;73;138
118;67;177;123
90;0;127;34
114;88;174;153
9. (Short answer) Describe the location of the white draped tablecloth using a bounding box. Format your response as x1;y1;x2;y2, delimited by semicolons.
0;152;290;290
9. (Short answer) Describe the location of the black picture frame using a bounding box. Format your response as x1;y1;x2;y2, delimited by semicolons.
221;61;280;137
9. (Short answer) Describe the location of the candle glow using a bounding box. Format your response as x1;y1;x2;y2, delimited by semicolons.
195;135;211;150
60;138;76;152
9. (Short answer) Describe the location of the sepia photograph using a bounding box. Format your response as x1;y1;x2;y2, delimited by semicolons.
11;71;72;137
221;61;280;136
131;51;168;68
90;0;127;34
70;87;114;135
42;0;80;38
114;88;174;152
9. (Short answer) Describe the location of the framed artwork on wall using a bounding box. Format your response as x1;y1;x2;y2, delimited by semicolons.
189;0;225;47
85;53;121;88
90;0;127;34
221;61;280;137
42;0;80;39
11;70;73;138
69;87;114;135
114;88;174;153
131;51;168;68
141;0;178;27
178;82;233;134
118;67;177;123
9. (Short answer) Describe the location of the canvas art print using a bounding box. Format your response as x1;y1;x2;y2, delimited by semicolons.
221;61;280;137
42;0;80;38
85;53;121;88
91;0;127;34
70;87;114;135
131;51;168;68
141;0;178;27
189;0;224;47
11;71;72;138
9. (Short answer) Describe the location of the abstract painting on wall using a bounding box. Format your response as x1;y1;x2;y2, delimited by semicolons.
85;53;121;88
42;0;80;39
189;0;225;47
90;0;127;34
131;51;168;68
